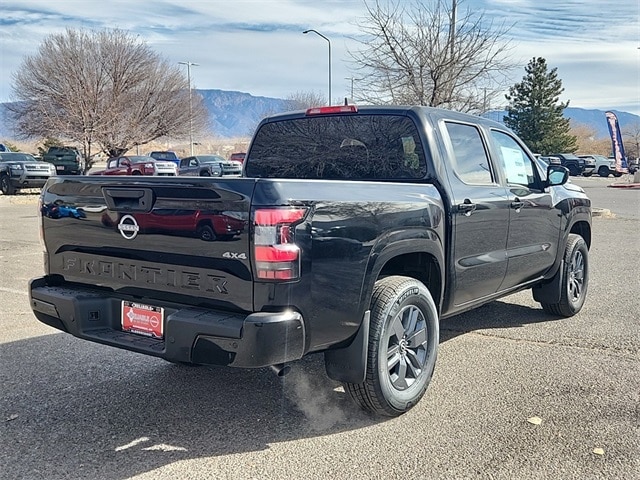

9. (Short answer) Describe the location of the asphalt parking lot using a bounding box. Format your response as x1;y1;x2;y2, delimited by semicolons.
0;176;638;480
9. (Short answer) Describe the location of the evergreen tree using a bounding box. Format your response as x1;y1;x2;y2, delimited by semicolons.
504;57;577;154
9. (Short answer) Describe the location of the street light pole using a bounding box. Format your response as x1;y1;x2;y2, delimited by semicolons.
303;29;331;105
179;61;199;156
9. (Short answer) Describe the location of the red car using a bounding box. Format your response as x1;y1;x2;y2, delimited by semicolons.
91;156;177;176
102;209;246;241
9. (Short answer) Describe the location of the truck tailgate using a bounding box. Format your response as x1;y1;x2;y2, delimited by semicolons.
40;176;256;312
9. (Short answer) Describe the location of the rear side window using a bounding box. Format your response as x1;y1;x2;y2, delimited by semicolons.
245;115;427;180
445;122;493;185
490;130;538;188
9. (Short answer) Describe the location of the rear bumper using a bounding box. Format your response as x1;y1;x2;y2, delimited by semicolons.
29;276;305;368
51;165;82;175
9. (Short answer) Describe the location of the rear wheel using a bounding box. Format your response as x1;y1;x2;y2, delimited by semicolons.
0;175;16;195
197;225;216;241
567;164;580;176
612;172;622;178
540;234;589;317
344;276;439;416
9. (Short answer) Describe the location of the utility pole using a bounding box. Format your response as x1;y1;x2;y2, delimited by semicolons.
345;77;362;102
449;0;457;58
179;61;199;156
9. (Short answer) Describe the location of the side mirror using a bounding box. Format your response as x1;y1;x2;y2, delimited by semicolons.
546;165;569;187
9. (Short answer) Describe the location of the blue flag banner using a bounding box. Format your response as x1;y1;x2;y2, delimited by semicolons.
605;111;628;173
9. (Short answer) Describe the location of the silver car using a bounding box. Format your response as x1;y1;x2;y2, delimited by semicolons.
0;152;57;195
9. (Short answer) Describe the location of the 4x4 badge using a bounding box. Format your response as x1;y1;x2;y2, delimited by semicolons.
118;215;139;240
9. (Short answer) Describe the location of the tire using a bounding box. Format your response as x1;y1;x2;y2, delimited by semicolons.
582;172;592;177
612;172;622;178
164;359;202;367
567;165;580;176
197;225;216;241
541;233;589;317
200;170;211;177
1;175;16;195
344;276;439;416
598;166;609;177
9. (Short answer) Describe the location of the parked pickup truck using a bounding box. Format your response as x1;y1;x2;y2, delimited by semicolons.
178;155;242;177
29;105;592;416
91;155;177;176
42;146;84;175
149;151;181;167
549;153;593;177
579;154;622;178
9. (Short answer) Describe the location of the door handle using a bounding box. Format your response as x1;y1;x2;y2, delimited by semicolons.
511;199;524;212
457;199;476;216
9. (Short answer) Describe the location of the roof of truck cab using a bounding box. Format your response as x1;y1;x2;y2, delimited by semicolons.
261;104;509;131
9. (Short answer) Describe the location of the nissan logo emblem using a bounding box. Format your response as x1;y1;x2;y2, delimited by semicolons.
118;214;139;240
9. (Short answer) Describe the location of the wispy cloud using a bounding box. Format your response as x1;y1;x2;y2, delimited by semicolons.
1;0;638;114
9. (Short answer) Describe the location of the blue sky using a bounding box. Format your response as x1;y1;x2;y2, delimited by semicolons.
1;0;638;114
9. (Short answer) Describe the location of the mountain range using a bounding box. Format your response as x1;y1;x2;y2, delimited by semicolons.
1;89;638;140
482;107;639;139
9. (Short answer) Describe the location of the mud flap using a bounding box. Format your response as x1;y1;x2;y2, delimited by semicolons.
324;311;370;384
533;260;563;304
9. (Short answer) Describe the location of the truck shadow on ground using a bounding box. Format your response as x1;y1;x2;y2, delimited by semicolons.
1;299;556;479
439;299;560;342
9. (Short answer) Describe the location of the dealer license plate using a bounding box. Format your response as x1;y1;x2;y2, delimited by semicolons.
56;165;65;171
121;301;164;339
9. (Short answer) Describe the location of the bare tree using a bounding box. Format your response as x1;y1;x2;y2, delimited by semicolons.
349;0;512;112
9;28;209;170
622;122;640;160
572;124;611;156
286;90;327;109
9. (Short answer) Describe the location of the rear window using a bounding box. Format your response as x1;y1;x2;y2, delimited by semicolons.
245;114;427;180
151;151;179;160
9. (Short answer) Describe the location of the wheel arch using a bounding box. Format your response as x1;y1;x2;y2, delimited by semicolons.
569;220;591;249
362;241;444;316
196;218;213;230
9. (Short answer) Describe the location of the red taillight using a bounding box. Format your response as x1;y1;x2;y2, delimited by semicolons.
253;207;307;280
306;105;358;115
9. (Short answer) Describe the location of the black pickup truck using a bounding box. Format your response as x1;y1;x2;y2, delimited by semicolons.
29;105;591;416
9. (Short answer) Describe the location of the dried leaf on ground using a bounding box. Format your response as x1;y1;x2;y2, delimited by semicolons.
527;416;542;425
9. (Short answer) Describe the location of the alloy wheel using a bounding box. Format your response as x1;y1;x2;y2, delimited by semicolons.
385;305;428;390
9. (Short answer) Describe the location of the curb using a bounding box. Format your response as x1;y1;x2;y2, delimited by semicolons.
592;207;612;217
608;183;640;189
